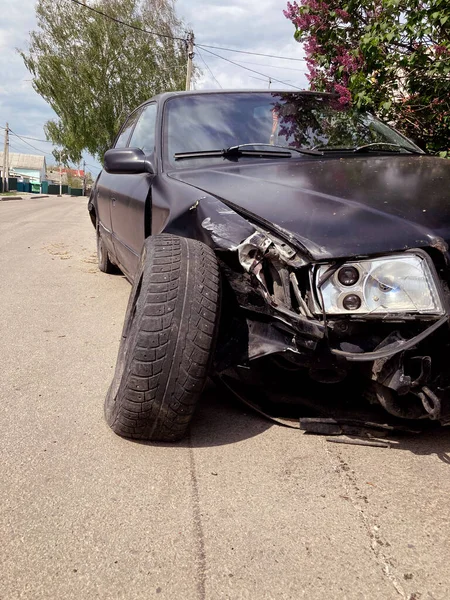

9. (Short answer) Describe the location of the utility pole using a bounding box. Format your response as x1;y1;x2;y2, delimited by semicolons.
82;159;86;196
58;150;62;197
2;123;9;193
185;31;195;91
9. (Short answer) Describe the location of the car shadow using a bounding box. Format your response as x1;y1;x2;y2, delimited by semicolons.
187;382;275;447
130;381;450;458
379;426;450;465
130;381;273;449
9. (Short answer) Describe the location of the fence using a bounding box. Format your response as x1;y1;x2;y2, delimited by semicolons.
1;178;18;192
1;179;84;195
45;183;84;196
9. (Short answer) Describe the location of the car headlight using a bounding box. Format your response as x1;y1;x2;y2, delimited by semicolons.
313;252;445;316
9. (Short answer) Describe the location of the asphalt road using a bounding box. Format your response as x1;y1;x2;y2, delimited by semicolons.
1;196;450;600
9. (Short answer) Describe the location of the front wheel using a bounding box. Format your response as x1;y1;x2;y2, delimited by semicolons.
104;234;221;441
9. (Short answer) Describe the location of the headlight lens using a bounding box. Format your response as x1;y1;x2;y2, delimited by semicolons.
338;266;359;286
314;253;444;316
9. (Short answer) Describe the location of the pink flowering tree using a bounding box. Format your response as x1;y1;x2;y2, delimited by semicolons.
284;0;450;155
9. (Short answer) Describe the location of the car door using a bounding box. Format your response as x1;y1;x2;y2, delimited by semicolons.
110;103;158;278
95;108;142;250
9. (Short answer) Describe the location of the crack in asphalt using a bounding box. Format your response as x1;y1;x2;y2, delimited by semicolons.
188;434;207;600
325;446;410;599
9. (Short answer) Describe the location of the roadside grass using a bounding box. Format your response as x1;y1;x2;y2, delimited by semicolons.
0;192;20;197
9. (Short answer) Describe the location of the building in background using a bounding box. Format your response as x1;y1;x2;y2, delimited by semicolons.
0;152;46;184
46;167;85;188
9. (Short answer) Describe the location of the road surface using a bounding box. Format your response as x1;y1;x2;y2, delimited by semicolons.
1;196;450;600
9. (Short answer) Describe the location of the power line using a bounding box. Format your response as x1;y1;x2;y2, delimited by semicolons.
9;129;59;158
231;59;309;73
7;130;53;146
8;138;46;155
249;75;272;83
9;129;55;157
195;43;307;62
85;162;101;172
196;48;222;89
11;142;52;157
66;0;306;63
9;144;25;154
8;130;101;173
67;0;187;42
11;134;55;144
199;47;302;90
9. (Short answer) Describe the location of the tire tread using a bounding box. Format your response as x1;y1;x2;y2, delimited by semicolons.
105;234;220;441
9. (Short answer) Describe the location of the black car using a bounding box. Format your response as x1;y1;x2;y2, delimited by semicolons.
88;90;450;441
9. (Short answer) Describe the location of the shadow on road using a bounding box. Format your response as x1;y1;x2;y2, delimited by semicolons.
384;426;450;464
129;381;273;449
189;384;450;460
128;380;450;458
187;382;273;447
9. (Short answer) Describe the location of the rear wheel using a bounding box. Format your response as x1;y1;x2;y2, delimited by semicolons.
104;234;221;441
97;228;115;273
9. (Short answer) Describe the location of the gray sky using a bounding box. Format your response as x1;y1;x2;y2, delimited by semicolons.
0;0;307;172
177;0;308;90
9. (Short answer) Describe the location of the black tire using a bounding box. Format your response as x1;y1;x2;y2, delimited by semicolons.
104;234;221;441
97;228;116;273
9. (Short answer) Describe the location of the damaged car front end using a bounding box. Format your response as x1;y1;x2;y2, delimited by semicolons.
207;215;450;426
154;91;450;427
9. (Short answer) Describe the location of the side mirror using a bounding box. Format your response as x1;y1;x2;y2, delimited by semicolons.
104;148;154;174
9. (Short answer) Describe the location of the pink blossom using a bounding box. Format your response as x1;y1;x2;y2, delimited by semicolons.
435;44;450;57
335;8;350;20
304;36;321;55
336;49;362;73
293;12;321;29
283;2;300;20
334;84;352;105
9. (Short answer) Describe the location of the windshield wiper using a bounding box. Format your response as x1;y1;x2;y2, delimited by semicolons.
232;143;323;156
311;142;422;155
174;143;322;160
352;142;422;155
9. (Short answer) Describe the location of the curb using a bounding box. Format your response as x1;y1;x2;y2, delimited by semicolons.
0;195;50;201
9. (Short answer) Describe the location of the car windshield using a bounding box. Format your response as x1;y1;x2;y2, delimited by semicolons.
163;92;421;169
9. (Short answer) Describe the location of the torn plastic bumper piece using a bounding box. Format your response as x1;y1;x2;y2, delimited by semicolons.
299;417;421;436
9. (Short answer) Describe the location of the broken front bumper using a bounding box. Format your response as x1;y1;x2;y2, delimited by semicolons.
215;311;450;425
215;317;450;427
215;238;450;425
205;214;450;425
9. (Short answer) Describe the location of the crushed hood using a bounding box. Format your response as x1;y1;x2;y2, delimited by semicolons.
169;155;450;259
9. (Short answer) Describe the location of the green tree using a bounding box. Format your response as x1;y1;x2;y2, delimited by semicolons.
52;148;70;167
21;0;188;162
284;0;450;155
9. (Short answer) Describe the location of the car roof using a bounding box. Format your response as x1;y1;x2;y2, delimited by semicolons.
138;89;334;108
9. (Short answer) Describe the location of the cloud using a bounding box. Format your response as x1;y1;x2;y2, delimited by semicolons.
177;0;308;90
0;0;307;168
0;0;57;158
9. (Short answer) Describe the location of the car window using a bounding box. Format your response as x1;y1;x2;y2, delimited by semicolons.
115;109;142;148
128;103;157;154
